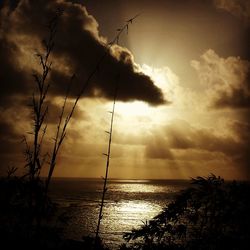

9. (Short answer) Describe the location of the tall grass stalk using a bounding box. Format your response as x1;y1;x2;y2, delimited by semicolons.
95;77;119;247
94;15;140;248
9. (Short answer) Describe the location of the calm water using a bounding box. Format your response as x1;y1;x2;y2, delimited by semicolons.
49;178;189;249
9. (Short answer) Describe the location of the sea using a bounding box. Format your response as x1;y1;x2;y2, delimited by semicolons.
49;178;190;249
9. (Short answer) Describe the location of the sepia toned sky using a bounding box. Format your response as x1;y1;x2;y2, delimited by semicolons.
0;0;249;180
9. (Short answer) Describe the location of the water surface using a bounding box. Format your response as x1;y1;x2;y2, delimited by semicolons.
49;178;189;249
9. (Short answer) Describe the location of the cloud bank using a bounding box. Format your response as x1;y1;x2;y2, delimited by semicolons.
0;0;165;105
145;119;250;179
191;49;250;110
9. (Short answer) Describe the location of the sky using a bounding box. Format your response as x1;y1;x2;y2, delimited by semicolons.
0;0;249;180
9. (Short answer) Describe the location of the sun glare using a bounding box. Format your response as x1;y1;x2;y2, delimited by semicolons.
111;64;176;127
116;101;153;117
115;65;172;116
101;63;179;136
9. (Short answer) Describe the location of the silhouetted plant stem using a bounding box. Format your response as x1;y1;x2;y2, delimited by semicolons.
95;76;119;248
94;15;140;248
24;9;62;182
45;76;72;194
21;9;63;231
44;14;140;193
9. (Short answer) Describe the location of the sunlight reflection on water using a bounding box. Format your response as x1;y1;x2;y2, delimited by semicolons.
100;200;162;248
50;179;189;249
118;201;155;213
114;183;163;193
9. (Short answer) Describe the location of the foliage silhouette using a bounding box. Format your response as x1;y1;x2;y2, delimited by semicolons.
121;175;250;250
0;8;79;249
0;175;111;249
19;8;68;235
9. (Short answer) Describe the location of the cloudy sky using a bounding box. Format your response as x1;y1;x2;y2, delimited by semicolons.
0;0;249;180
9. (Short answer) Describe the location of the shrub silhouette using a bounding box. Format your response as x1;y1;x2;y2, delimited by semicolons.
121;175;250;250
0;175;61;248
0;9;74;249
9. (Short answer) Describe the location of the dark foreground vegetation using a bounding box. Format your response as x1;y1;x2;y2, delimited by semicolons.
0;173;108;249
121;175;250;250
0;174;249;250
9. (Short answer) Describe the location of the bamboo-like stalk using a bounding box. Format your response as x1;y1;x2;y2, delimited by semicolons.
93;15;140;248
23;9;62;182
95;77;119;247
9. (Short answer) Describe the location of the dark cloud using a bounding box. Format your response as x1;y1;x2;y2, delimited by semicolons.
0;0;165;106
